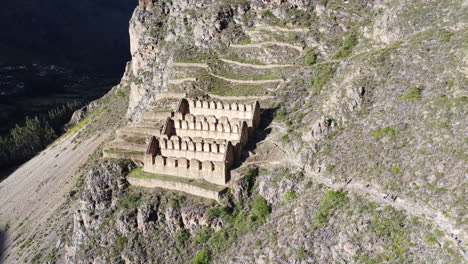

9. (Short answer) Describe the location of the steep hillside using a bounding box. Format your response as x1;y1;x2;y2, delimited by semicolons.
0;0;466;263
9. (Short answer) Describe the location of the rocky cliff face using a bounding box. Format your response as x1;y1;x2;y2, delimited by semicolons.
64;0;467;263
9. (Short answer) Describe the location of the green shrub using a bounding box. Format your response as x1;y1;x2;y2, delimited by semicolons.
282;8;316;27
368;206;410;260
312;191;348;228
389;165;401;175
192;249;211;264
373;127;397;140
275;107;287;120
400;87;421;101
332;34;359;59
251;198;271;223
244;167;259;194
440;29;454;43
304;50;319;65
284;190;298;203
175;229;190;248
326;164;335;172
297;247;306;260
195;228;213;245
117;192;142;210
115;89;127;97
207;206;229;220
111;235;127;257
310;63;337;95
259;9;280;25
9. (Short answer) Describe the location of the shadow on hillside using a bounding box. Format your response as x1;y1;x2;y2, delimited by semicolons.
229;106;279;174
0;230;7;262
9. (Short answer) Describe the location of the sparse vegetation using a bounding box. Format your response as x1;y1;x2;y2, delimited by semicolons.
332;34;359;59
117;192;142;210
373;127;397;140
195;228;213;245
312;191;348;229
400;87;421;101
175;229;191;248
310;63;337;95
389;165;401;175
192;249;210;264
304;49;319;65
284;190;297;202
251;198;271;223
244;167;259;194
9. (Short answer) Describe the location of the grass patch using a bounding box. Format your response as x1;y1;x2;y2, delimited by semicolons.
310;63;337;95
175;229;191;248
366;206;411;262
251;198;271;223
104;149;144;155
200;73;265;96
117;192;142;210
195;228;213;245
110;235;128;258
304;49;319;65
174;47;218;63
312;190;348;229
325;164;335;172
400;87;421;101
332;34;359;60
373;127;397;140
192;249;211;264
56;116;92;142
284;190;297;203
205;197;272;252
389;165;401;175
244;167;259;195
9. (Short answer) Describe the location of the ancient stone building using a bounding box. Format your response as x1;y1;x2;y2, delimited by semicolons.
104;98;260;200
143;99;259;186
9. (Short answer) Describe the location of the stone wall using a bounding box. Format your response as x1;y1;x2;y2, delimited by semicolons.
127;177;225;202
103;151;145;162
147;136;235;167
143;154;228;185
178;99;261;128
163;115;249;147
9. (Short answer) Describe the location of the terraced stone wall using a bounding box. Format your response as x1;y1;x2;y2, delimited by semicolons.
143;153;228;185
178;99;261;128
148;136;235;167
163;116;249;146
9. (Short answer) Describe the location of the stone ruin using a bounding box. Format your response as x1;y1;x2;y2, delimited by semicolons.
104;98;261;201
143;98;260;185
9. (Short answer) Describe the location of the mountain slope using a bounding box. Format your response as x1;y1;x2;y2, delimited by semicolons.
0;0;466;263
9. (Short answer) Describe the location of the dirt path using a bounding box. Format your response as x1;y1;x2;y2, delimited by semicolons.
0;128;110;263
230;41;304;52
247;25;309;33
209;73;285;84
173;62;209;69
219;58;295;69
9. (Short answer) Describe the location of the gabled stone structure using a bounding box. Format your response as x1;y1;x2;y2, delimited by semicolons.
177;99;261;129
